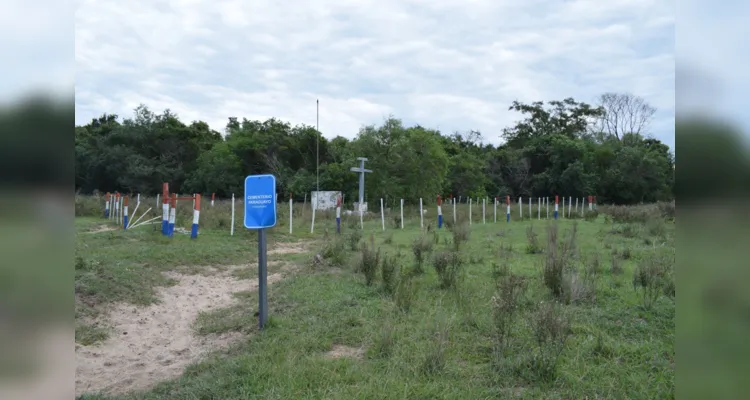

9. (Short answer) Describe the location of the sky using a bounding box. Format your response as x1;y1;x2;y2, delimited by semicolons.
72;0;676;149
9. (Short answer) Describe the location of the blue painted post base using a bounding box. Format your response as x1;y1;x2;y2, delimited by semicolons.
438;215;443;229
123;216;129;230
162;221;168;235
191;223;199;239
336;218;341;234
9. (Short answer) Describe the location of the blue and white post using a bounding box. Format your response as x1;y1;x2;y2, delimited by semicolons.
336;194;342;234
104;192;111;218
554;195;559;220
161;183;169;235
437;195;443;229
506;195;511;223
123;196;129;229
191;194;200;239
168;194;176;238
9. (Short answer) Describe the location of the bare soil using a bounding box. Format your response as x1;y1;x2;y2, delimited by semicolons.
75;267;283;397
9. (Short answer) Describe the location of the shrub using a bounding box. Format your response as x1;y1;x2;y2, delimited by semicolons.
348;229;362;251
523;301;571;382
525;224;543;254
632;250;673;309
561;270;596;305
394;272;416;313
451;221;470;250
542;223;577;299
646;219;667;238
320;237;347;267
383;232;394;245
584;209;599;222
380;252;400;294
491;271;528;355
432;251;463;289
411;234;433;274
359;239;380;286
421;328;447;376
369;322;395;359
610;252;624;275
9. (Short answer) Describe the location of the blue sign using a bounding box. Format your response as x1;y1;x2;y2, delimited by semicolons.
244;174;277;229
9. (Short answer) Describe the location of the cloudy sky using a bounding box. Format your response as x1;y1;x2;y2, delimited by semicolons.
74;0;675;149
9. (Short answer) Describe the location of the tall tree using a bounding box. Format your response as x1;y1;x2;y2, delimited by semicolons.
593;92;657;140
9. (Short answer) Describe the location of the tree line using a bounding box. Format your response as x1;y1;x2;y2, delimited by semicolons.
75;93;677;205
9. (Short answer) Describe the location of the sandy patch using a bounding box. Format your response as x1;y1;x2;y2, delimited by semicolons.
75;267;283;397
83;224;117;234
324;344;365;360
269;240;312;255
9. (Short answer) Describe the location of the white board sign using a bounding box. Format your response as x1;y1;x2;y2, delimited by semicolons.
311;191;341;210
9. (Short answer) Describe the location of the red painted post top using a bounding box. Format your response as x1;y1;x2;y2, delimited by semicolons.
195;194;201;210
506;196;510;205
162;183;169;204
555;195;559;204
337;195;342;207
437;195;442;206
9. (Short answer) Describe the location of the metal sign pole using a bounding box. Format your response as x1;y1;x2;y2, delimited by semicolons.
258;228;268;329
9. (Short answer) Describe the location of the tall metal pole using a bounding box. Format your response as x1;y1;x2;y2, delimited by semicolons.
316;99;320;198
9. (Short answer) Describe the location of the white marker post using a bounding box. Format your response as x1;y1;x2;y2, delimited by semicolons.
546;197;549;219
310;192;317;233
562;196;565;218
519;197;522;219
289;193;293;234
230;193;235;236
469;198;472;225
568;196;572;218
380;198;385;231
419;198;424;229
538;197;541;220
483;198;486;224
494;197;497;223
400;199;404;229
528;197;531;219
452;197;456;225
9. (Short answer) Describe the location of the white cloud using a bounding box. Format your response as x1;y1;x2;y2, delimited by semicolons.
75;0;675;148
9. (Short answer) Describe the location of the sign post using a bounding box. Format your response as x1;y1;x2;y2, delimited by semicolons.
244;174;277;330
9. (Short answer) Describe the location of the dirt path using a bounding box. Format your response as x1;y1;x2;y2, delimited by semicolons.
75;267;283;397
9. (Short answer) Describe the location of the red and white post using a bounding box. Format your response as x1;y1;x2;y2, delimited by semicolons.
104;192;111;218
191;194;201;239
554;195;559;220
211;193;215;207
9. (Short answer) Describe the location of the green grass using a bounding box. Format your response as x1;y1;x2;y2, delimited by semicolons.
75;198;674;399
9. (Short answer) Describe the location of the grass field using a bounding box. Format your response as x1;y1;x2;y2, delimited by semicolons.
75;195;675;399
